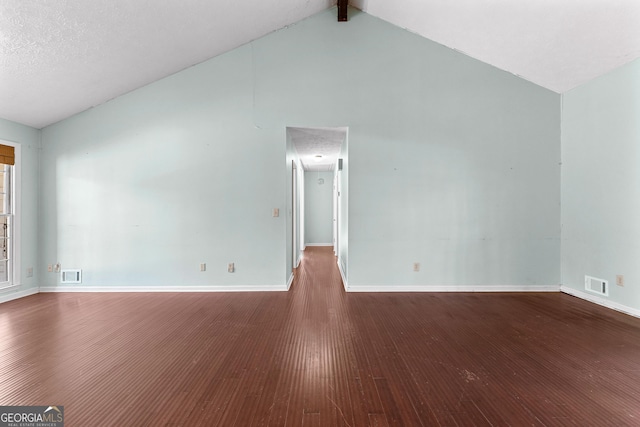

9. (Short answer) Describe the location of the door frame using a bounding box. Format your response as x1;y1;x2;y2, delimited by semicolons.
292;160;299;270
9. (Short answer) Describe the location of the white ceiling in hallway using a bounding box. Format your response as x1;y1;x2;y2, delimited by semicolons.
1;1;639;129
289;127;346;172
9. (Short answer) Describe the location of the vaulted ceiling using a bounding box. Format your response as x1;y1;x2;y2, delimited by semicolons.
1;0;639;129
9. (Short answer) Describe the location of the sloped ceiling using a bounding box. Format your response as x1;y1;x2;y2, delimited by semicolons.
0;0;335;129
1;0;639;129
353;0;640;94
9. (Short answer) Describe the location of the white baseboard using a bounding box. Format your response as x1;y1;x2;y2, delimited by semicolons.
561;285;640;319
337;260;348;291
39;284;288;293
0;287;39;304
346;284;560;293
305;243;332;247
287;273;294;290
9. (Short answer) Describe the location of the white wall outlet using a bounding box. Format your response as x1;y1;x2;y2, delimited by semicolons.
54;263;61;273
228;263;235;273
26;267;33;278
200;263;206;272
47;264;53;272
272;208;279;217
413;262;420;272
616;275;624;286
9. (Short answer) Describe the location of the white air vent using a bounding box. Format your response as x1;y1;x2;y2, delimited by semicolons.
585;275;608;296
61;269;82;284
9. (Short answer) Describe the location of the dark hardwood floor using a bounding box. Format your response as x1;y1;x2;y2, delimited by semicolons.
2;246;640;426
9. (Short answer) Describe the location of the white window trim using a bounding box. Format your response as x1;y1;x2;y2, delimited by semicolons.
0;139;20;291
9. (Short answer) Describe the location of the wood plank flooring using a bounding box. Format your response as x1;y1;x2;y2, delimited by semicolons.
2;246;640;426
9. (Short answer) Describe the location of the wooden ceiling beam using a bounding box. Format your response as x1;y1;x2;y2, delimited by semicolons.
338;0;348;21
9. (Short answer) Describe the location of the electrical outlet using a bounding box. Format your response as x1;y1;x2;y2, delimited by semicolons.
54;263;61;273
616;275;624;287
272;208;279;217
26;267;33;278
413;262;420;272
47;264;53;272
228;263;235;273
200;263;206;272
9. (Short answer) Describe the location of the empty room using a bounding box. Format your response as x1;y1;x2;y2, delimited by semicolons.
1;1;640;425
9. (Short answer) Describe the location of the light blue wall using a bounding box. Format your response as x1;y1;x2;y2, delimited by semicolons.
38;7;560;291
561;57;640;313
0;118;40;301
304;171;334;245
252;9;560;290
41;47;287;290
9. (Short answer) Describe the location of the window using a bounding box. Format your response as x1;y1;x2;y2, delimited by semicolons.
0;144;15;289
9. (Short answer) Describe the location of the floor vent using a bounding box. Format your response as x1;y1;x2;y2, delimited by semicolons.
61;269;82;284
585;275;608;296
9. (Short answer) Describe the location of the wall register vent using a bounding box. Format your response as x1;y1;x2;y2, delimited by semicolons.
585;275;608;296
61;269;82;284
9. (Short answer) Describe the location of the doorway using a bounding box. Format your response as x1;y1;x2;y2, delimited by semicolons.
287;127;347;287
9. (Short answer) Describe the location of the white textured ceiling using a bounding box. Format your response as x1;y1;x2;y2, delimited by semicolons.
289;127;346;172
1;1;640;129
352;0;640;93
0;0;335;128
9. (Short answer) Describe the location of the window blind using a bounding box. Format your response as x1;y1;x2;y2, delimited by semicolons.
0;145;14;165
